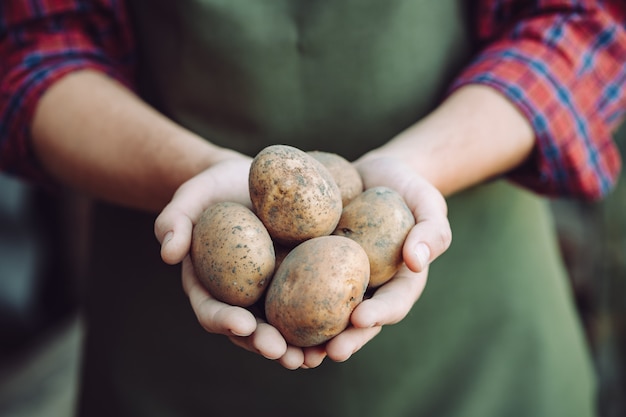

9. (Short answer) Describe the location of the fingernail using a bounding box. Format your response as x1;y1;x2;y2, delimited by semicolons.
415;242;430;270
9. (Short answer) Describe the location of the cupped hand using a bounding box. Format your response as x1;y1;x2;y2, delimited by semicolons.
154;152;451;370
231;154;451;367
155;156;253;264
319;154;451;362
154;154;309;369
354;154;452;273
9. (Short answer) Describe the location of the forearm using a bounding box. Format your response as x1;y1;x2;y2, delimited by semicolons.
360;85;535;197
31;70;239;212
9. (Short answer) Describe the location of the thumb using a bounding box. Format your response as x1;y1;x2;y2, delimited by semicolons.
402;219;451;272
154;172;217;265
154;205;194;265
401;177;452;272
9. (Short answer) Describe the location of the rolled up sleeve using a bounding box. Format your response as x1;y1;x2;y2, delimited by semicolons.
452;0;626;200
0;0;135;182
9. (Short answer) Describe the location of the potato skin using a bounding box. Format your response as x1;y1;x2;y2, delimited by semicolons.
265;235;370;347
308;151;363;207
333;187;415;288
249;145;343;246
191;202;275;307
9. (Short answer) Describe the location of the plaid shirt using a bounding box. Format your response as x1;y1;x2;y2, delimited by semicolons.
1;0;625;200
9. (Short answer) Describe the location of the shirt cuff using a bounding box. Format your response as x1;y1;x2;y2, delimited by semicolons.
0;4;136;185
1;61;131;185
451;40;622;201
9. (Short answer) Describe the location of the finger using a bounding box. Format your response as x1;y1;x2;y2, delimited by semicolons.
325;326;383;362
154;205;194;265
401;177;451;272
351;265;428;328
154;175;218;265
228;321;288;360
155;159;252;264
182;256;257;336
277;345;305;370
302;346;327;369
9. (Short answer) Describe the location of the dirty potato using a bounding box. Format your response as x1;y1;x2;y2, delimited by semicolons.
333;187;415;288
265;235;370;347
249;145;342;246
191;202;275;307
308;150;363;207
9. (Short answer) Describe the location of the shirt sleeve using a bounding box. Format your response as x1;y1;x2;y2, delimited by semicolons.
0;0;135;182
451;0;626;200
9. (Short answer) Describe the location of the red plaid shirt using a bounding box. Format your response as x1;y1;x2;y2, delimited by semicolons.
1;0;625;200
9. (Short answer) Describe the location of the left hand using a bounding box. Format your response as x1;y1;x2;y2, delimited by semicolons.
319;154;451;363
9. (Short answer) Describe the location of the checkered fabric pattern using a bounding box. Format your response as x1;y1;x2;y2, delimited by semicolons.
1;0;625;199
453;0;626;199
0;0;135;182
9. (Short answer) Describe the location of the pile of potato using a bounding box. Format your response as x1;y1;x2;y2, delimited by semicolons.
190;145;415;347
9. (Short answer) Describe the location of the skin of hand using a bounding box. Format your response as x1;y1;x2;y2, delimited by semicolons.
156;85;534;370
155;144;451;370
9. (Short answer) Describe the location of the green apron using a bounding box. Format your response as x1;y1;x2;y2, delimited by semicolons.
77;1;597;416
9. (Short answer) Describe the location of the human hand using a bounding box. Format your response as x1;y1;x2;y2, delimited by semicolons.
318;154;451;362
155;155;253;264
154;154;312;369
155;152;451;369
234;154;451;367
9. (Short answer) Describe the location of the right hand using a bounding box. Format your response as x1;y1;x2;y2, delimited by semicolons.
154;154;315;369
155;154;253;265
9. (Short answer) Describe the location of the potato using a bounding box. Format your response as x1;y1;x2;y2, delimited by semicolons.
265;235;370;347
333;187;415;288
191;202;275;307
249;145;343;246
308;151;363;207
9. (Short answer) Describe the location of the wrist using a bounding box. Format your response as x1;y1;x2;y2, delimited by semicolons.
362;85;534;196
